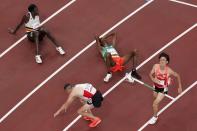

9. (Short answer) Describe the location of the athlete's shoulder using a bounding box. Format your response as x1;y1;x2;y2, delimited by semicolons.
22;13;30;23
153;64;159;68
167;66;173;73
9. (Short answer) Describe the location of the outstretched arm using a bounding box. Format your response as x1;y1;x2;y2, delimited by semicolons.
8;15;27;34
54;93;76;117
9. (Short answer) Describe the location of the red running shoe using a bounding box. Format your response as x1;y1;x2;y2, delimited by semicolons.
83;116;93;121
89;117;101;127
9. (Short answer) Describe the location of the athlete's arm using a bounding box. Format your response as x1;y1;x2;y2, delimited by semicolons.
169;68;182;94
8;15;28;34
111;32;117;46
149;64;159;83
54;92;76;117
101;32;117;46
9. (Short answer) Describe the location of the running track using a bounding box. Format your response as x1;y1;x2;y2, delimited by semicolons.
0;0;196;131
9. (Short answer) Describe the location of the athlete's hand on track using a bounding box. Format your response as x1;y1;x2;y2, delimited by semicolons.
54;108;67;118
8;28;15;34
178;87;182;94
54;111;60;118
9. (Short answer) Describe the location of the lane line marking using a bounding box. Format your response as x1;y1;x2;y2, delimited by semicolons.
169;0;197;8
0;0;76;58
0;0;154;124
138;81;197;131
136;23;197;70
62;8;197;131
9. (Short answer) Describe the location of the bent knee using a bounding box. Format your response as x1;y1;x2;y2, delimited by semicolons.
39;28;48;34
77;109;82;114
131;50;138;57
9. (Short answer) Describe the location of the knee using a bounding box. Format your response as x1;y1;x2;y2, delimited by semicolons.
77;109;83;115
77;109;81;115
40;28;48;34
131;49;137;56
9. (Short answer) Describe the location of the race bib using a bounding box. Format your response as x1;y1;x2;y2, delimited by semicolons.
84;84;96;94
106;48;118;55
164;87;168;92
158;80;165;85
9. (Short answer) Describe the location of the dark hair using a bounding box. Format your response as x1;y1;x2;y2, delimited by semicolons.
28;4;37;12
64;83;71;90
159;52;170;63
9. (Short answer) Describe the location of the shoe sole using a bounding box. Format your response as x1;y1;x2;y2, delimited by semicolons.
89;119;101;127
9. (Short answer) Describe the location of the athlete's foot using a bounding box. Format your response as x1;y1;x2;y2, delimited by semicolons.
131;69;142;80
149;116;158;125
104;73;112;82
89;117;101;127
83;116;93;121
125;73;134;83
56;46;65;55
35;55;42;64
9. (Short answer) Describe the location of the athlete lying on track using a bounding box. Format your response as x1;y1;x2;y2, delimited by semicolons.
95;32;141;82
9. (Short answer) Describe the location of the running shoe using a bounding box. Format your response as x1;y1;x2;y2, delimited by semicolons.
89;117;101;127
56;46;65;55
83;116;93;121
35;55;42;64
131;69;142;80
125;73;134;83
149;116;158;125
104;73;112;82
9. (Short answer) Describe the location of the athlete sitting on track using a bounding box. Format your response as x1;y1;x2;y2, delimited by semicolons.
8;4;65;64
149;52;182;124
54;83;103;128
95;32;141;82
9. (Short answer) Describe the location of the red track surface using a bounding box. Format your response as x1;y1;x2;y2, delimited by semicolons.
0;0;196;131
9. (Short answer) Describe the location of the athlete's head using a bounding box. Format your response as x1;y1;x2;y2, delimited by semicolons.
159;52;170;66
64;83;73;93
28;4;38;13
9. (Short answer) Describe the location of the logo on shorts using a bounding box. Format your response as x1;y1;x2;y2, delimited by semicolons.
87;99;92;104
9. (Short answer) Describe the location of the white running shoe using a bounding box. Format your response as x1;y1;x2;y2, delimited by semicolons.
104;73;112;82
125;73;134;83
35;55;42;64
149;116;158;125
56;46;65;55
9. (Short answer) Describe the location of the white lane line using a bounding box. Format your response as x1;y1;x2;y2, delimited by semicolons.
62;0;155;130
136;23;197;70
63;77;127;131
138;81;197;131
0;0;76;59
0;0;154;124
169;0;197;8
131;77;175;100
62;12;197;131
